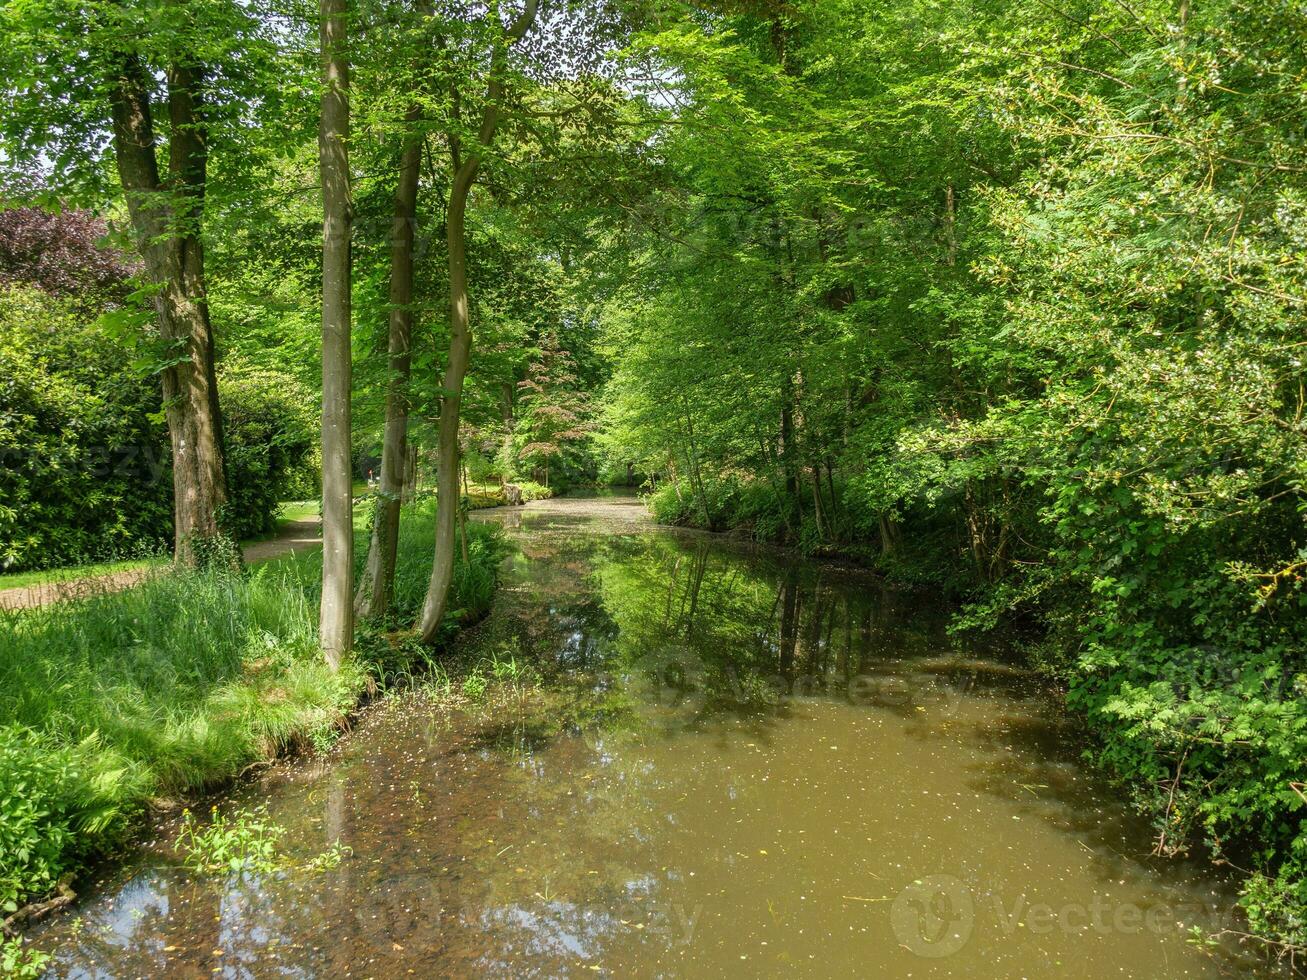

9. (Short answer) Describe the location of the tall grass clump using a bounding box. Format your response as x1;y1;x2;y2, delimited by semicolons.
0;499;505;914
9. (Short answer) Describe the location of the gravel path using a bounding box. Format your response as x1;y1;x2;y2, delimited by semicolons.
0;517;324;612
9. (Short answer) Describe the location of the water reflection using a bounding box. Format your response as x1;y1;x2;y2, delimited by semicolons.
33;497;1268;978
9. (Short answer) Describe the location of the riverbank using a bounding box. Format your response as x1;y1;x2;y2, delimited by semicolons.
0;518;328;612
0;498;504;946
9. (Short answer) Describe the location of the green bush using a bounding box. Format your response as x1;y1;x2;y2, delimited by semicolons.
0;291;321;572
646;477;800;543
0;936;50;979
0;287;171;572
218;362;319;540
0;726;138;912
646;482;689;525
513;480;554;503
645;478;737;530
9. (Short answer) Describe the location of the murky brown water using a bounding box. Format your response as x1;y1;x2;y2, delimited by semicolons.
33;496;1271;977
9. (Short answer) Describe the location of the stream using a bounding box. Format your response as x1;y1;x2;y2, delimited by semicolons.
32;496;1268;978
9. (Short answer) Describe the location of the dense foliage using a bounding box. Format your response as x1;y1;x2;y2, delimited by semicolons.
0;284;321;570
0;287;171;571
0;206;134;301
218;363;320;541
592;0;1307;951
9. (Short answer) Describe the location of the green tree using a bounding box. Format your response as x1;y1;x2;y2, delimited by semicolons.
0;0;290;562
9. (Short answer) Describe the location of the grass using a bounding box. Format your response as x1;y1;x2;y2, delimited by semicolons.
0;557;163;592
0;497;504;915
0;482;524;591
276;499;321;525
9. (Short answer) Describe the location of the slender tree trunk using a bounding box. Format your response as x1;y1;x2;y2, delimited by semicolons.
824;458;838;523
319;0;352;669
500;381;515;482
417;0;539;644
458;450;470;566
683;546;707;637
108;53;228;566
404;444;418;502
944;182;957;267
810;467;826;540
355;110;421;619
417;157;476;643
778;573;799;690
780;374;798;501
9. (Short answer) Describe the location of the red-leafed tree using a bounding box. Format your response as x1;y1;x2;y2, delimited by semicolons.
0;206;136;301
514;331;594;490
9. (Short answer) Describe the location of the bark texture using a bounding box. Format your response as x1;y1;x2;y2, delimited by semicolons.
108;52;227;565
319;0;353;669
355;113;422;619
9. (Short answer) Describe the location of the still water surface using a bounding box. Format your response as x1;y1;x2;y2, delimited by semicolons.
34;497;1266;977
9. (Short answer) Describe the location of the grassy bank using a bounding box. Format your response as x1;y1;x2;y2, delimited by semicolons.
0;498;504;920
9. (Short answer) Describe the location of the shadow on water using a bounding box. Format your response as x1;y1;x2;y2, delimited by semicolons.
31;497;1280;978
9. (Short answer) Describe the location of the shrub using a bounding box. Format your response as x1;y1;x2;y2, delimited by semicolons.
218;362;319;540
0;936;50;979
514;480;553;503
0;726;138;912
646;481;693;526
0;205;135;303
0;287;171;572
0;292;318;572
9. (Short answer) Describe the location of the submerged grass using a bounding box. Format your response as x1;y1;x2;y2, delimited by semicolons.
0;498;504;917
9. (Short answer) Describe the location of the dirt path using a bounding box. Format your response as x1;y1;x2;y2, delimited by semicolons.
0;518;324;612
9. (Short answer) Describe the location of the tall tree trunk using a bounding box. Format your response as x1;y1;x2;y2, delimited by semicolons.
678;407;711;528
319;0;352;669
417;0;539;644
810;467;826;540
780;373;799;520
944;182;957;267
355;110;421;619
108;53;227;566
499;381;515;483
778;573;799;691
417;155;476;644
403;444;418;502
459;450;470;566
